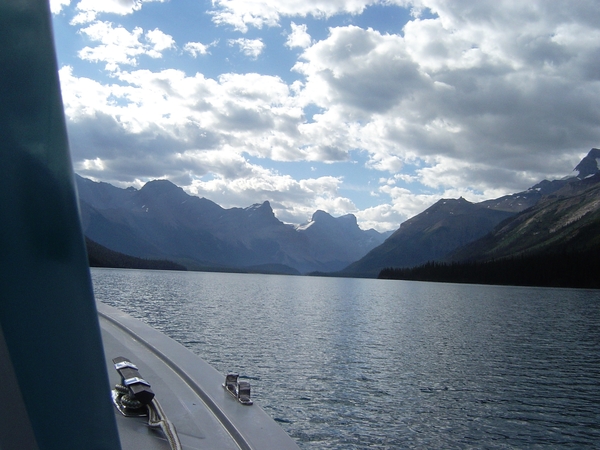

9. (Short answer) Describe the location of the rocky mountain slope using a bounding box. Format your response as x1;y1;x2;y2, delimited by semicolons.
341;148;600;277
449;173;600;262
340;197;516;277
76;175;387;274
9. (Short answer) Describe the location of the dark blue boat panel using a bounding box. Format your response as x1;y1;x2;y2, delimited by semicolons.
0;1;121;448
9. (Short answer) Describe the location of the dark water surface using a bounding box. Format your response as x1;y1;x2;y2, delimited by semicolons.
91;268;600;449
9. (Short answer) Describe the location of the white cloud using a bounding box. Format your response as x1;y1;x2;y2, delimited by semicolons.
294;26;427;114
77;22;175;70
183;159;349;224
50;0;71;14
228;38;265;59
380;184;439;213
145;28;175;54
356;203;406;232
295;3;599;189
184;41;217;57
209;0;378;32
59;64;304;168
79;157;106;172
286;22;312;49
72;0;167;24
58;60;361;224
57;0;600;231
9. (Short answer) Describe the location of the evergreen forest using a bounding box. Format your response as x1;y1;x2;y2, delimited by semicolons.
378;251;600;289
86;237;186;271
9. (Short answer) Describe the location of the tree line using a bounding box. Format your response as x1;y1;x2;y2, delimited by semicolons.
378;251;600;289
86;237;186;271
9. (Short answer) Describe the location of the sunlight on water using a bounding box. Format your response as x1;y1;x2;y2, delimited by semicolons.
92;268;600;449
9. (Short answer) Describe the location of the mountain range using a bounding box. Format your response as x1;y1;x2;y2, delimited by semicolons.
75;175;390;274
77;148;600;280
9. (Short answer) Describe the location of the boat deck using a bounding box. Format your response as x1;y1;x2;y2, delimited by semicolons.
98;302;300;450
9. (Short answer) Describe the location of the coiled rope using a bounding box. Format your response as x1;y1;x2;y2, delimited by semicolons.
114;383;182;450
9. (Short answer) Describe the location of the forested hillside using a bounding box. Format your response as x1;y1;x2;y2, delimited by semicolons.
86;237;186;271
379;251;600;289
379;171;600;288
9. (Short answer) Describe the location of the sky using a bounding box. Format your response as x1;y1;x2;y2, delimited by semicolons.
50;0;600;232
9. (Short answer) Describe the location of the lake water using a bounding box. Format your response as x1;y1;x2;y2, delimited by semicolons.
91;268;600;449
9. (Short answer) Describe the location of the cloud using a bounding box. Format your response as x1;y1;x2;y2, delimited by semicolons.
357;202;410;232
50;0;71;14
294;26;428;116
145;28;175;53
57;0;600;232
184;41;217;57
71;0;167;24
188;170;350;224
59;65;305;170
209;0;376;32
286;22;312;49
77;21;175;70
228;38;265;59
59;61;359;224
298;3;598;187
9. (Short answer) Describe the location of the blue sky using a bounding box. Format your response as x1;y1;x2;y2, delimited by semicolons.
50;0;600;231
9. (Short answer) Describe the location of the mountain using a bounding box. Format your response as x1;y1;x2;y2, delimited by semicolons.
341;197;515;277
449;148;600;262
379;173;600;288
75;175;387;274
478;178;570;212
341;148;600;277
573;147;600;179
76;176;137;210
449;173;600;262
296;210;391;272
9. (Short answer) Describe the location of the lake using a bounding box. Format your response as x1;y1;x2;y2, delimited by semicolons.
91;268;600;449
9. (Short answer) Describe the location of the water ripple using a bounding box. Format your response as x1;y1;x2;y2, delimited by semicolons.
92;269;600;449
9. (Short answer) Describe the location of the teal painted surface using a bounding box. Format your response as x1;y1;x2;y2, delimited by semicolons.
0;1;121;448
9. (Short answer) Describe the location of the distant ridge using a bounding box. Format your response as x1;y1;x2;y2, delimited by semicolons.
296;210;392;272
